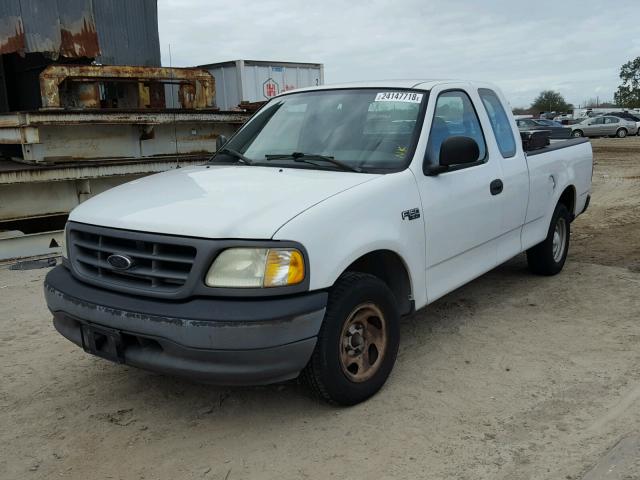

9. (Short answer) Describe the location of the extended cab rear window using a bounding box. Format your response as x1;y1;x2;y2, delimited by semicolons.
478;88;517;158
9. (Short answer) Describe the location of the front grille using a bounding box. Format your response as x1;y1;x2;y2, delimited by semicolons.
69;226;197;294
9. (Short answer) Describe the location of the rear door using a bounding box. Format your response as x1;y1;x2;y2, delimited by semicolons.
604;116;620;135
477;88;529;262
416;85;502;301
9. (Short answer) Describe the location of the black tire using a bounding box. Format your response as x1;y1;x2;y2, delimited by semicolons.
616;128;627;138
301;272;400;405
526;203;571;276
572;130;583;138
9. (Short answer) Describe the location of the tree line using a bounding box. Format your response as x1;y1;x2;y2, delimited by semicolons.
513;56;640;115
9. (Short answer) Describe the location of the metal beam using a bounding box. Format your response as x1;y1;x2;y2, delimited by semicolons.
0;230;63;262
0;126;39;144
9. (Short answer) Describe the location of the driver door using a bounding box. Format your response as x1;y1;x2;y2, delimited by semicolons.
416;87;502;302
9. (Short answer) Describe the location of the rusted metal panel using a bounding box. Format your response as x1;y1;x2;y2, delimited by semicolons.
0;0;99;58
58;0;100;58
0;0;159;66
39;64;215;110
0;16;25;55
0;0;25;55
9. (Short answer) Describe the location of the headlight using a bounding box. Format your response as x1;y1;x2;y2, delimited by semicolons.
205;248;305;288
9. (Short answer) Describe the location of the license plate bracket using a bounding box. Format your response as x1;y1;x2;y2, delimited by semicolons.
81;324;124;363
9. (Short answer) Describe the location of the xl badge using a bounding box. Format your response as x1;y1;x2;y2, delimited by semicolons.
401;208;420;221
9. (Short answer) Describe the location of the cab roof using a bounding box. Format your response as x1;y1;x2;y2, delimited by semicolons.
284;79;460;95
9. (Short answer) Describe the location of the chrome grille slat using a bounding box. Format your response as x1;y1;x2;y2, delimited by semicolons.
69;226;197;293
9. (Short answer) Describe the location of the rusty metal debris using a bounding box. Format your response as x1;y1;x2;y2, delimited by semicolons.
40;65;215;110
0;15;26;55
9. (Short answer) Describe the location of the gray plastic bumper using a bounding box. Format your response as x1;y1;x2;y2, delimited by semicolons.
44;266;327;385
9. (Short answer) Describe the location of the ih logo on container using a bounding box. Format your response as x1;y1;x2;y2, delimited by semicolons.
263;78;280;99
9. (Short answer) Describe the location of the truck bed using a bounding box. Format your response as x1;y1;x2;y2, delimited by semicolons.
525;137;590;156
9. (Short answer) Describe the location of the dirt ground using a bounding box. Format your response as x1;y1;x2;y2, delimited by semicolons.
1;137;640;480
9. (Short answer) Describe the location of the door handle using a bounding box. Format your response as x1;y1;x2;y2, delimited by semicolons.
490;179;503;195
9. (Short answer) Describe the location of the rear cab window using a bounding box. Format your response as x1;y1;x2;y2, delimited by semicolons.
478;88;517;158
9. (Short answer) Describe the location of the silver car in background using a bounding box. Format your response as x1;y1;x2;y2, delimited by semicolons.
571;115;638;138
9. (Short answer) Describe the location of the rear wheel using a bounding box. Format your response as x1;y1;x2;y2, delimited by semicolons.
527;203;571;276
616;128;627;138
302;272;400;405
572;130;583;137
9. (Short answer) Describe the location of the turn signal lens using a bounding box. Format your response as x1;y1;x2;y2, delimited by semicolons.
264;249;305;287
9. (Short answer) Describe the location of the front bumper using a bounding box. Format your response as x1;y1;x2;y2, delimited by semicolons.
44;266;327;385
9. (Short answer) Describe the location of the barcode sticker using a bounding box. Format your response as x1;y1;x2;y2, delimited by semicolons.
375;92;423;103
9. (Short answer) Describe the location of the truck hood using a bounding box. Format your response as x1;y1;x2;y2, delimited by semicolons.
70;164;378;238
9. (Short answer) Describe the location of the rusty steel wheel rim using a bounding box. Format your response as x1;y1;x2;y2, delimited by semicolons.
339;303;387;383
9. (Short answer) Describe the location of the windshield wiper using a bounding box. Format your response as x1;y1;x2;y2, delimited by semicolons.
211;147;253;165
264;152;361;172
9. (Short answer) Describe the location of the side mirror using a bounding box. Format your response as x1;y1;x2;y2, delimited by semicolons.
216;135;228;150
424;136;479;176
440;136;480;167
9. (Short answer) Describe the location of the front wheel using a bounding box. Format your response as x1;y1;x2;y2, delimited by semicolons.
572;130;583;137
526;203;571;276
616;128;627;138
302;272;400;405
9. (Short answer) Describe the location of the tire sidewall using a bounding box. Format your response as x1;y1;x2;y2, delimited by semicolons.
315;275;400;405
546;203;571;273
617;128;627;138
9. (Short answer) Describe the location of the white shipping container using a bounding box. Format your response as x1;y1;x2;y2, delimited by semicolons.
198;60;324;110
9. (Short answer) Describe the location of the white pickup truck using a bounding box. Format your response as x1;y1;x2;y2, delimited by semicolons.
44;80;593;405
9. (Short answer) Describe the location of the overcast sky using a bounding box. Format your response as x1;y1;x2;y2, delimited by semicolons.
158;0;639;109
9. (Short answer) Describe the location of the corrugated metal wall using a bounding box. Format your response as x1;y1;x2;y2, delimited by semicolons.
0;0;160;66
92;0;160;66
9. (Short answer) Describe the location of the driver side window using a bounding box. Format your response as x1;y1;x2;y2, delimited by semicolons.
425;90;487;167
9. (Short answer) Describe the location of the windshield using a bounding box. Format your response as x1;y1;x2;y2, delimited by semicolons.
217;89;427;173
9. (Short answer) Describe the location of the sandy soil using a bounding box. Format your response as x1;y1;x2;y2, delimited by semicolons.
1;137;639;480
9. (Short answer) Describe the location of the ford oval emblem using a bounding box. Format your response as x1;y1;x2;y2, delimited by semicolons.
107;254;134;270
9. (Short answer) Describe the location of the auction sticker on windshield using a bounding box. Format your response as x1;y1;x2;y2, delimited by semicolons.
375;92;423;103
